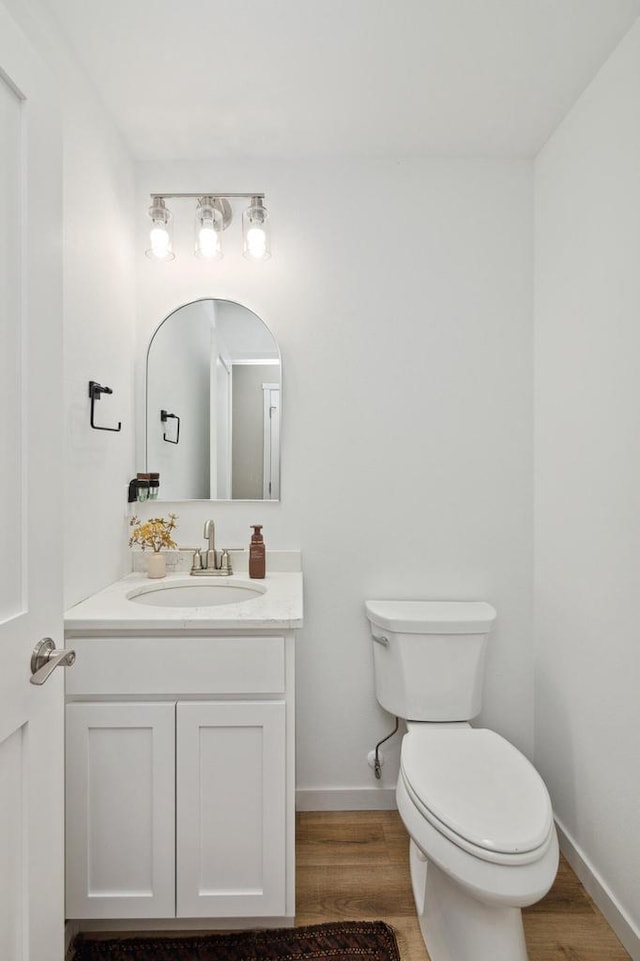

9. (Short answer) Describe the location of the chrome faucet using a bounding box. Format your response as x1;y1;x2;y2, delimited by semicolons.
189;522;241;576
203;519;217;571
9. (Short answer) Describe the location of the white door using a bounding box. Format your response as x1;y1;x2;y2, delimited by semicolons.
0;5;64;960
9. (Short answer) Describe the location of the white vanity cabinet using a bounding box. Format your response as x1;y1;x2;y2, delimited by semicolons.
64;632;295;925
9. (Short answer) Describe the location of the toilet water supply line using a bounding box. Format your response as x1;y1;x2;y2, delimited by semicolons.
372;717;400;779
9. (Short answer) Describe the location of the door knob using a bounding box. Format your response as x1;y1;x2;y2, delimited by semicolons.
30;637;76;686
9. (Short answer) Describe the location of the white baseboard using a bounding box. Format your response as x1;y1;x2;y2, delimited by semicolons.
296;788;396;811
555;818;640;961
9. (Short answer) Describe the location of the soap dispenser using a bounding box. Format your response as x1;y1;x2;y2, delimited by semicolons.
249;525;266;579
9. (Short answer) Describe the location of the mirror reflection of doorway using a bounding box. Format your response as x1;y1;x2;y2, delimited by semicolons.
212;354;232;499
230;367;280;500
263;384;280;500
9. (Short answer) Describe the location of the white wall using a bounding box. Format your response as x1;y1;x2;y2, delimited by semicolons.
2;0;137;609
62;90;136;608
534;20;640;954
135;158;534;800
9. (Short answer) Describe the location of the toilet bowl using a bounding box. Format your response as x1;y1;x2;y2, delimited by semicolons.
397;724;558;961
365;600;559;961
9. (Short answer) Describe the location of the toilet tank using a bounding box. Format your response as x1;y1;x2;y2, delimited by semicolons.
365;600;497;722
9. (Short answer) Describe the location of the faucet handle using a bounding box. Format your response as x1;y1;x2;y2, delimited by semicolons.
220;548;244;574
191;548;203;571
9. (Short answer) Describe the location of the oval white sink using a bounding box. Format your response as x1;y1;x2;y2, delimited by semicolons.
127;580;265;608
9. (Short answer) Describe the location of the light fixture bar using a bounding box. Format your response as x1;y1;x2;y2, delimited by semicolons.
149;192;264;200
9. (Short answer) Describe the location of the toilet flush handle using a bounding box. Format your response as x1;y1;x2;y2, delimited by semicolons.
372;633;389;646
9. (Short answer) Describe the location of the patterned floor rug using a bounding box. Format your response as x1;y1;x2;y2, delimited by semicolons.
71;921;402;961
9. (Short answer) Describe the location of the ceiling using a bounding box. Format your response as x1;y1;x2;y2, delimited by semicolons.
41;0;640;161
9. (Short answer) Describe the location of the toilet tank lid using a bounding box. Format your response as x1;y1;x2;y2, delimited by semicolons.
365;600;497;634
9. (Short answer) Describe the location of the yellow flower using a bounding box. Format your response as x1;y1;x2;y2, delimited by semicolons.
129;513;178;553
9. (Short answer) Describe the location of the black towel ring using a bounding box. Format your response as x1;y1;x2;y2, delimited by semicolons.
89;381;121;432
161;409;180;444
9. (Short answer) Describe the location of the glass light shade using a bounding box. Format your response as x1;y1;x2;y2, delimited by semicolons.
242;198;271;261
145;198;175;261
195;198;223;259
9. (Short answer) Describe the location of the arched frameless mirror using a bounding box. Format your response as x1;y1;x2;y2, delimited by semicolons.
145;299;281;501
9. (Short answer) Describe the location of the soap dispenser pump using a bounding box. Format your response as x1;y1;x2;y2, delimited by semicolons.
249;525;266;579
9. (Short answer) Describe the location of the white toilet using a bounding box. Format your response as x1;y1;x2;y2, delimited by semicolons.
365;600;558;961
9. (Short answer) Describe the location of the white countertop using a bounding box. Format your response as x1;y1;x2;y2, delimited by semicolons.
64;571;303;633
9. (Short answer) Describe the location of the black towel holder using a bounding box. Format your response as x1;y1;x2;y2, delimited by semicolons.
161;409;180;444
89;381;121;432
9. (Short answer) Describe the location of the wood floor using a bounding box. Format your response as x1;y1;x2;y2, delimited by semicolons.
71;810;631;961
295;811;631;961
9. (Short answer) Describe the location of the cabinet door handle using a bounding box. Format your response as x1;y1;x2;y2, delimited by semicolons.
30;637;76;686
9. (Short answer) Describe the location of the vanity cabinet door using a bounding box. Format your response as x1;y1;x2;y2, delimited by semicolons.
65;702;176;919
176;700;286;917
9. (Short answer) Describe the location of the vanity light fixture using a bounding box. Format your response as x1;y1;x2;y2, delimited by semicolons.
194;196;227;260
242;196;271;261
145;196;175;261
145;193;271;262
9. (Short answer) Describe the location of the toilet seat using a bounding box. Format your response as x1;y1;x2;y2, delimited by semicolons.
401;728;554;866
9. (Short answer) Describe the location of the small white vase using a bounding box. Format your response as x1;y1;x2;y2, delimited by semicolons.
146;552;166;579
